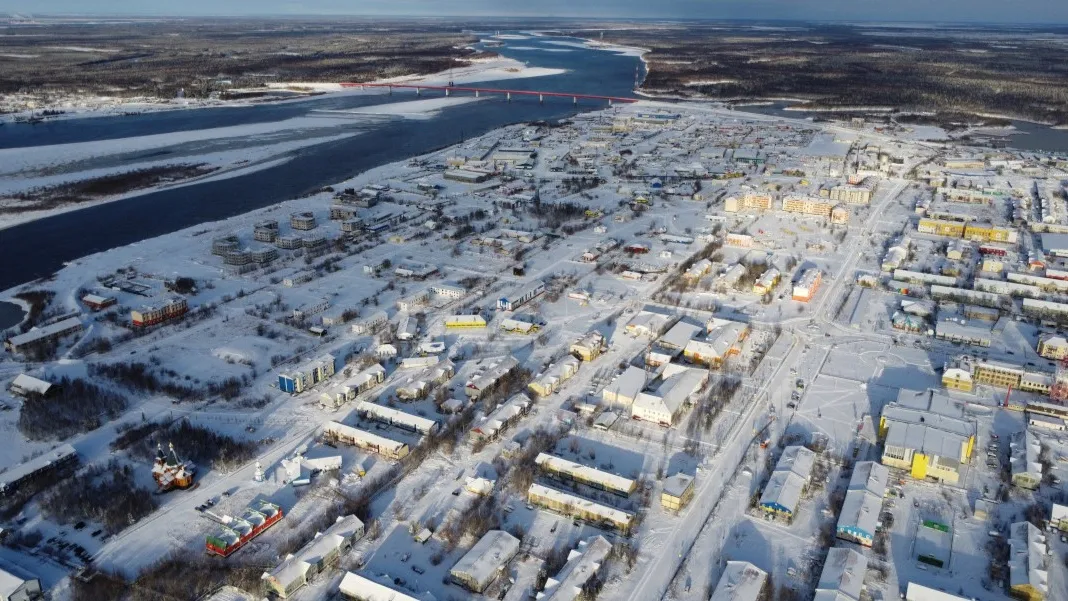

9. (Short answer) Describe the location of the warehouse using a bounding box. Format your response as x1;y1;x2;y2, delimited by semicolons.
759;445;816;519
449;530;520;593
528;356;581;397
836;461;888;547
497;281;545;312
601;366;647;409
471;392;531;439
465;356;520;399
356;401;439;435
527;483;633;534
5;316;83;354
323;421;410;460
539;535;612;601
535;453;637;497
709;561;769;601
263;515;365;598
319;364;385;409
278;354;336;394
444;168;492;183
0;443;77;495
813;548;868;601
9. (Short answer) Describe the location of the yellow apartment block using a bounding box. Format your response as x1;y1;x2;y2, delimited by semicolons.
964;222;1016;243
782;196;834;217
917;218;966;238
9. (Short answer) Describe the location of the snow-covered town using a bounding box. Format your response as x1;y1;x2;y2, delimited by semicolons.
4;96;1068;601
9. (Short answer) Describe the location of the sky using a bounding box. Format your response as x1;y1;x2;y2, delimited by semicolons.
2;0;1066;23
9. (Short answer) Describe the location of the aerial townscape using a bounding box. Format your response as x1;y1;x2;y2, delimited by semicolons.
2;7;1068;601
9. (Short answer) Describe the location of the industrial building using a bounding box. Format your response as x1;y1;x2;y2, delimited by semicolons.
278;354;336;394
661;472;695;512
0;443;77;495
449;530;521;593
471;392;531;439
538;536;612;601
879;389;976;484
319;364;385;409
535;453;637;497
263;515;365;598
5;316;84;354
465;356;520;399
131;298;188;328
356;401;439;435
792;268;823;302
836;461;888;547
527;483;633;534
758;445;816;519
813;548;868;601
323;421;410;460
708;561;769;601
1009;521;1049;601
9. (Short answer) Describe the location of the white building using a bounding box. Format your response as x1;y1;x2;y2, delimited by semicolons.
356;401;439;435
813;547;867;601
263;515;365;598
0;565;41;601
465;356;520;399
709;561;768;601
338;572;424;601
539;536;613;601
449;530;521;592
601;366;647;409
630;366;707;426
472;393;532;439
758;445;816;518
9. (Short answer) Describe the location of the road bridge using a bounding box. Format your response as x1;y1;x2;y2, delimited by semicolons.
339;82;638;105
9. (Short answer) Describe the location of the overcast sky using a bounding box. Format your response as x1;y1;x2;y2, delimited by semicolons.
3;0;1066;23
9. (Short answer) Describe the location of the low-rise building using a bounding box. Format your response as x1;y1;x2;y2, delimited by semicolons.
709;561;769;601
356;401;439;435
661;472;695;512
130;297;189;328
1009;521;1049;601
539;536;612;601
1010;431;1043;491
449;530;521;593
631;366;707;426
1038;334;1068;360
8;374;54;398
471;392;531;439
879;389;976;484
0;444;77;495
836;461;888;547
0;565;42;601
570;331;606;362
527;483;633;534
465;356;520;399
782;195;834;217
535;453;636;497
323;421;410;460
792;268;822;302
5;316;84;353
338;572;422;601
262;515;365;598
753;268;781;295
445;314;488;329
278;354;336;394
601;366;647;409
529;356;581;397
813;548;867;601
319;364;385;409
759;445;816;519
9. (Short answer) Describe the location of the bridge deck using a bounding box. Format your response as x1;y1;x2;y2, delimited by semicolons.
339;82;638;103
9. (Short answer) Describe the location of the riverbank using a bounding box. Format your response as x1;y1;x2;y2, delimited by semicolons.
0;56;562;125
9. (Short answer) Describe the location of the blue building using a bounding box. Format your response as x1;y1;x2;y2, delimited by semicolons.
835;461;888;547
278;354;336;395
758;446;815;519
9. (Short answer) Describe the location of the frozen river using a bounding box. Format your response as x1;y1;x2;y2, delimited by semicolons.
0;34;643;327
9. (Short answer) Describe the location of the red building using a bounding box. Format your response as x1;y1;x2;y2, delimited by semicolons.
206;501;283;557
151;442;196;492
81;294;117;311
131;298;188;328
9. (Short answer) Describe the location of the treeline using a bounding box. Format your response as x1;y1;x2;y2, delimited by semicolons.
90;361;244;402
40;460;157;534
18;377;128;441
124;419;258;472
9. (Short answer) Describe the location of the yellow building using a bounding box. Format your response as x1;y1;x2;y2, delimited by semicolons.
917;218;966;238
879;391;976;485
830;205;850;225
527;483;633;534
942;366;974;393
1009;521;1049;601
570;331;606;362
535;453;637;497
973;361;1024;390
661;473;695;512
1038;335;1068;360
445;315;487;329
964;222;1016;243
781;196;834;217
753;268;781;295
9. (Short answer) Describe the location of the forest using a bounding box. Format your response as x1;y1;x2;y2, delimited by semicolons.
575;22;1068;125
0;19;486;102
